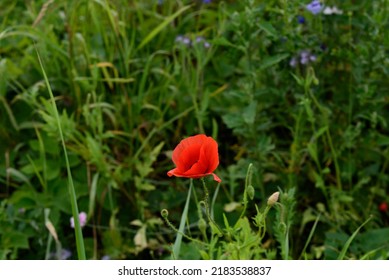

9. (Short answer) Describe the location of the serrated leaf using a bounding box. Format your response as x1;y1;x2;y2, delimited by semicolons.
258;21;278;38
242;101;257;124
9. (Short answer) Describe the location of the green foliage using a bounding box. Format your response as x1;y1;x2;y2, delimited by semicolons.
0;0;388;259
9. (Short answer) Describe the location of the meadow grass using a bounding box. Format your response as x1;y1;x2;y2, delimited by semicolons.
0;0;388;260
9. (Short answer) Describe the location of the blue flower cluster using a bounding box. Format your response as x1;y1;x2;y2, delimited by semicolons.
175;35;211;48
290;50;317;67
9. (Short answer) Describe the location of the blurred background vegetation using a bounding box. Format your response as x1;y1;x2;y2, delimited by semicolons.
0;0;388;259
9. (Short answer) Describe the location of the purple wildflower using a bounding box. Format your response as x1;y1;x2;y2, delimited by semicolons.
203;0;212;3
300;50;310;64
306;0;322;15
50;249;72;260
60;249;72;260
175;35;191;46
195;36;211;48
70;211;87;228
290;50;317;67
289;57;298;67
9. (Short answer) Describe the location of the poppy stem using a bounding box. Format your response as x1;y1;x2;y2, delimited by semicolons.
201;178;223;237
238;163;253;221
161;209;207;248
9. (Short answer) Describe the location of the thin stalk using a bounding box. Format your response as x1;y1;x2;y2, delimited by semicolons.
36;48;86;260
201;178;223;236
238;163;253;220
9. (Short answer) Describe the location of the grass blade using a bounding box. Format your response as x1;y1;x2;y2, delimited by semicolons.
137;5;191;50
337;215;373;260
36;47;86;260
299;214;321;259
172;179;193;259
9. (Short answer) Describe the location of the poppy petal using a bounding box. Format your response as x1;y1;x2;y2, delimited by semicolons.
183;160;207;176
211;173;222;183
198;137;219;173
172;134;207;170
167;167;179;177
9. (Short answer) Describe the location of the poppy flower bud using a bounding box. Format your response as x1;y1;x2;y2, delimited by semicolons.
198;218;207;233
167;134;221;182
267;191;280;206
247;185;255;200
161;209;169;218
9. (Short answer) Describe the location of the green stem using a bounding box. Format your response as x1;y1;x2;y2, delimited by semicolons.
201;179;223;236
239;163;253;220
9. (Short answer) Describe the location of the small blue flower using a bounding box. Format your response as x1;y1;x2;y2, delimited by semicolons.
203;0;212;3
297;15;306;24
306;0;322;15
320;43;327;51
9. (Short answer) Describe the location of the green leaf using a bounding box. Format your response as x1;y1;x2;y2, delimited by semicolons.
242;101;257;124
260;54;289;70
2;231;30;249
258;21;278;38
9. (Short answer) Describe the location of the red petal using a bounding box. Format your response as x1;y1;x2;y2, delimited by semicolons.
172;134;207;170
211;173;222;183
199;137;219;173
167;168;179;177
183;160;207;176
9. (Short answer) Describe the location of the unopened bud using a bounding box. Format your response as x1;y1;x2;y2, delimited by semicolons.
161;209;169;218
267;191;280;206
198;218;207;233
247;185;255;200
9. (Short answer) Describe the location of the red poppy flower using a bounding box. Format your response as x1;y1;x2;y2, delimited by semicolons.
167;134;221;182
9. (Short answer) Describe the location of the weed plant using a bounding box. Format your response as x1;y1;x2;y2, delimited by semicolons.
0;0;388;260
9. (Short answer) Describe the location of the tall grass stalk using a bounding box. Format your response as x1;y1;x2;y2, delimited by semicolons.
171;179;193;259
36;48;86;260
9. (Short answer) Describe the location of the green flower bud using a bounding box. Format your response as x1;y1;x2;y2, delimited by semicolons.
198;218;207;234
160;209;169;219
247;185;255;200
